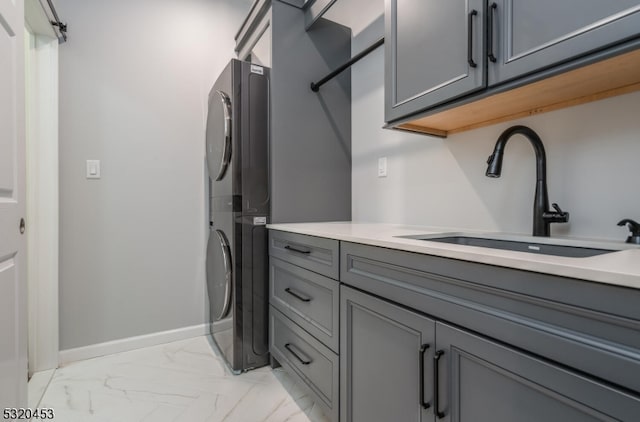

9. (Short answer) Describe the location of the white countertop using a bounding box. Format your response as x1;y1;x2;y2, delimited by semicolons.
267;222;640;289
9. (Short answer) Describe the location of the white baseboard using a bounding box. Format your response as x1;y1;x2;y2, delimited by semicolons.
59;321;230;365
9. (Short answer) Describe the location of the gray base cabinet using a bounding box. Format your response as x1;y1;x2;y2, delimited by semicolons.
437;322;640;421
341;286;640;422
270;256;339;352
270;306;339;420
268;231;340;421
340;286;435;422
269;230;640;421
339;241;640;422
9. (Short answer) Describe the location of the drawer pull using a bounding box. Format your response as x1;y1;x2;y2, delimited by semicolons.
284;245;311;254
285;287;312;302
419;344;431;410
284;343;312;365
434;350;445;419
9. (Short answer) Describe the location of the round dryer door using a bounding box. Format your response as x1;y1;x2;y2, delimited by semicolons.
206;90;232;181
206;229;233;321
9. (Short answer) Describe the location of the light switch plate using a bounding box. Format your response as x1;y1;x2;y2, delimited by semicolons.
378;157;388;178
86;160;101;179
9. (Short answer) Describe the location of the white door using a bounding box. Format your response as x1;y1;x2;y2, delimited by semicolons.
0;0;27;409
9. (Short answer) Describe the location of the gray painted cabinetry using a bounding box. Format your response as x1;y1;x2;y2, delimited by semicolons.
268;230;640;421
270;258;340;352
268;231;340;421
437;322;640;421
341;286;640;422
385;0;640;124
489;0;640;85
384;0;485;122
270;307;339;415
340;241;640;421
234;1;352;224
341;286;435;422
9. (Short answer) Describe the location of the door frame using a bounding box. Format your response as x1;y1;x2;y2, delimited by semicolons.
24;0;59;376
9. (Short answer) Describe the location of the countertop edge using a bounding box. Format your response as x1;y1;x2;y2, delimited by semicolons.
267;223;640;290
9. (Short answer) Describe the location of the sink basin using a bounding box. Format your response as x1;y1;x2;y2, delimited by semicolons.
397;233;625;258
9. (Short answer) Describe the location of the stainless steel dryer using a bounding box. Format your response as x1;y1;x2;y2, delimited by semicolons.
206;59;270;373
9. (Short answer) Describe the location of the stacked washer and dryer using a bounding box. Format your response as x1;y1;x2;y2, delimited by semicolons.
205;59;271;373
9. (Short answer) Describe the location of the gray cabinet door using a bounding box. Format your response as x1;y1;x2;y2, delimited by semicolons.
435;322;640;422
341;286;436;422
385;0;486;122
489;0;640;85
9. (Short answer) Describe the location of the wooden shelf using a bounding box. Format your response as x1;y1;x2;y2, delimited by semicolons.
395;48;640;137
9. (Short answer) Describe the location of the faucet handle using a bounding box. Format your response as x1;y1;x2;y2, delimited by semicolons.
544;203;570;223
617;219;640;244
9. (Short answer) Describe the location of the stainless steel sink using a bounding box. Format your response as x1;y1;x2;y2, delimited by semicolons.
397;233;630;258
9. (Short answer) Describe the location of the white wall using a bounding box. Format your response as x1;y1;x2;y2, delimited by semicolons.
352;11;640;242
57;0;252;350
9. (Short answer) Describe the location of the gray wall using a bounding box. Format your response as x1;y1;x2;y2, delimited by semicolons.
57;0;252;349
271;1;352;223
351;2;640;241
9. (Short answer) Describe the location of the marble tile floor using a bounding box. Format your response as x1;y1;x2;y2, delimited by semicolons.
28;368;56;408
38;336;330;422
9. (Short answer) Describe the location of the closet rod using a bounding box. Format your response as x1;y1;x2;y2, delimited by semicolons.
310;37;384;92
46;0;67;43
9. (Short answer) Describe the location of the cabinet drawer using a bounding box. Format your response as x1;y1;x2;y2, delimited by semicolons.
269;230;339;279
270;306;339;421
270;257;339;352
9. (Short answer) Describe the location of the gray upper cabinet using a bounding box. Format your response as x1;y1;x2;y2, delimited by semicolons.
489;0;640;85
385;0;486;122
384;0;640;131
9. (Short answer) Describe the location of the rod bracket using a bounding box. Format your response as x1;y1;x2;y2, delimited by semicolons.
51;21;68;34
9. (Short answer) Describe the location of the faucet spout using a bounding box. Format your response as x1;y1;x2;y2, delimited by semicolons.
486;126;569;237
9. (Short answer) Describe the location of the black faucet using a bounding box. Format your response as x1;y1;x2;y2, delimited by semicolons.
486;125;569;237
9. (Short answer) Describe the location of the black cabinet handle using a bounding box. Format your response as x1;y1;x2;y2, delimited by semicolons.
285;287;312;302
284;245;311;254
284;343;312;365
467;9;478;68
419;344;431;410
488;2;498;62
434;350;445;419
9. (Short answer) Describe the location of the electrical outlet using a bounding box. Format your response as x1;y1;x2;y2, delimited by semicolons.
378;157;388;178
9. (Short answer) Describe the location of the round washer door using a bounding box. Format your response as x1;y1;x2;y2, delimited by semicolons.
206;229;233;321
206;90;232;181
